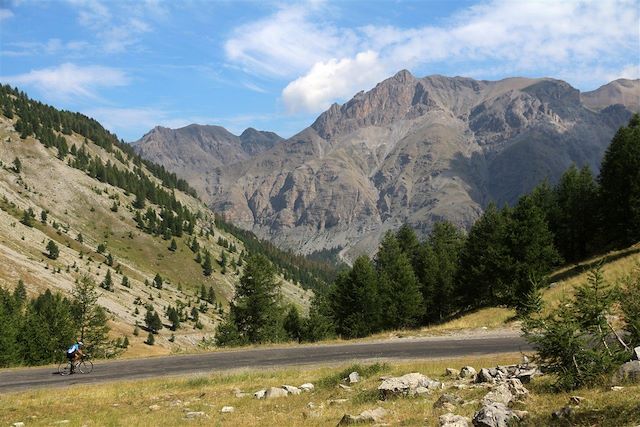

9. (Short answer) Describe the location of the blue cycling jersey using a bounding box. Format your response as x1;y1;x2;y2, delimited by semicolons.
67;343;79;354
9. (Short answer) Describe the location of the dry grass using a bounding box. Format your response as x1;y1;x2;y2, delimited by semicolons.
2;354;638;426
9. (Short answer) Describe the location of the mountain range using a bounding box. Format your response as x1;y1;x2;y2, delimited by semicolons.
133;72;640;261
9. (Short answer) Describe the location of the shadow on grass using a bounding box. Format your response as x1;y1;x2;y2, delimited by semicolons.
547;247;640;285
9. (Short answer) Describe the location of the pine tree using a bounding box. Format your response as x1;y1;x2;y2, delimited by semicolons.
101;270;113;291
599;114;640;246
145;306;163;333
207;287;215;304
375;232;423;330
619;267;640;347
329;255;380;338
218;254;284;345
169;238;177;252
46;240;59;260
153;273;163;289
167;306;180;331
121;275;130;288
202;251;213;276
283;305;302;342
12;157;21;173
20;208;34;227
40;210;48;223
145;332;155;345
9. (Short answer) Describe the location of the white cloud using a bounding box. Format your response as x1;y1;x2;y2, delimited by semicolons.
225;0;640;114
224;3;359;78
1;63;129;100
282;51;387;113
0;8;14;20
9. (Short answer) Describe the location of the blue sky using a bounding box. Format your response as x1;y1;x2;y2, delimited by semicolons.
1;0;638;141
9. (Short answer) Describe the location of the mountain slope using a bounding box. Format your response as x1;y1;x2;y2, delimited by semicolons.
0;86;311;357
135;73;639;260
133;124;283;201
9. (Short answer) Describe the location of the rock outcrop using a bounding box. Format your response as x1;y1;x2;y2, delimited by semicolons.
134;74;640;259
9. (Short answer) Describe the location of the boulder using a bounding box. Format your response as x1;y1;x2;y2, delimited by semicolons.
481;384;513;406
221;406;235;413
459;366;477;379
415;386;430;396
282;385;302;395
515;368;538;383
348;372;361;383
505;378;529;401
300;383;315;392
265;387;289;398
434;393;464;408
472;402;519;427
445;368;460;377
378;373;442;399
338;407;387;425
439;413;470;427
253;389;266;399
475;368;495;384
614;361;640;383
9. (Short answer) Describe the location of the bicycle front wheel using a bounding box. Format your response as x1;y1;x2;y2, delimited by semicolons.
58;361;72;376
78;360;93;374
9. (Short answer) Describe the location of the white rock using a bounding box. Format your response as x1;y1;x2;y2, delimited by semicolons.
221;406;234;413
300;383;315;392
415;386;430;396
265;386;288;399
148;404;161;411
12;423;25;427
53;420;70;425
338;407;387;425
439;412;470;427
253;389;267;399
184;411;206;419
633;346;640;361
328;398;349;405
348;371;361;383
338;384;352;391
282;385;301;395
378;373;442;399
459;366;477;379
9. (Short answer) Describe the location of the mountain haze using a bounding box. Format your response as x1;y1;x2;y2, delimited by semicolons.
134;72;640;260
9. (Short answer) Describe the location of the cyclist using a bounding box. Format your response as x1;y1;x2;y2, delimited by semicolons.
66;339;84;374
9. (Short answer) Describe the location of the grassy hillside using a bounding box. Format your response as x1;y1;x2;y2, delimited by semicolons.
0;103;311;358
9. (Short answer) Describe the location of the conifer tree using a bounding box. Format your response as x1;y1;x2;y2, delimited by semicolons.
101;270;113;291
169;238;177;252
12;157;21;173
283;305;302;342
202;251;213;276
599;114;640;246
46;240;59;260
329;255;380;338
375;232;423;330
145;306;163;333
153;273;163;290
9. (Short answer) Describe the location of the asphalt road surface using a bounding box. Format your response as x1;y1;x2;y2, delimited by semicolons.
0;333;530;393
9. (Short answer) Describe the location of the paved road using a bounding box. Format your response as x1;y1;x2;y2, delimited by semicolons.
0;333;530;393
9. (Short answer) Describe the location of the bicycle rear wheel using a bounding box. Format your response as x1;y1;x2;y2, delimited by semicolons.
58;361;72;376
78;359;93;374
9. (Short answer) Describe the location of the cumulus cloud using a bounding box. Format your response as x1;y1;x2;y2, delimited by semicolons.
0;8;14;20
226;0;640;113
282;51;387;113
1;63;129;100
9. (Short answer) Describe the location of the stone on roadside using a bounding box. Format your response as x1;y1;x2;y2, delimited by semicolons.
446;368;460;377
254;389;267;399
434;393;464;408
475;368;495;384
472;402;520;427
459;366;477;379
338;407;387;425
415;386;430;396
439;413;470;427
300;383;315;392
265;387;289;399
378;373;442;399
282;385;302;395
221;406;234;413
505;378;529;401
481;383;513;406
184;411;206;419
348;371;361;383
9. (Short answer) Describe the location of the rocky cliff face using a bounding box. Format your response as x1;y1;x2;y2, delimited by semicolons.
134;72;639;260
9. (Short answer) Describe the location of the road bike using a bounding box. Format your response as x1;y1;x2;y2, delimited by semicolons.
58;354;93;376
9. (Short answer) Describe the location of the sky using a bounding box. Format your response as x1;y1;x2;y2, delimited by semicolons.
0;0;639;141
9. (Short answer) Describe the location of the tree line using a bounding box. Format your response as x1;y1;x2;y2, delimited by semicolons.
0;276;117;367
310;114;640;340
